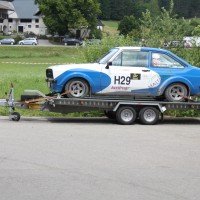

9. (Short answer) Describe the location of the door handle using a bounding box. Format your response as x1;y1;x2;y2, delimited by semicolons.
142;70;150;72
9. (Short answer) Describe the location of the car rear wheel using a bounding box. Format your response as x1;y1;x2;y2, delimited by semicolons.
64;78;89;98
11;42;14;45
165;83;188;102
64;43;68;46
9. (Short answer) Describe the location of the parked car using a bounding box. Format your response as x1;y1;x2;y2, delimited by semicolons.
62;38;83;46
86;39;101;45
163;40;192;48
46;47;200;102
18;38;38;45
0;38;15;45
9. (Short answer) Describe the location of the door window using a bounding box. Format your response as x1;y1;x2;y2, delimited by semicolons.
112;51;148;67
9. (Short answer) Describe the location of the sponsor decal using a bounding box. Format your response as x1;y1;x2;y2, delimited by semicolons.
148;74;161;88
111;86;130;91
130;73;141;80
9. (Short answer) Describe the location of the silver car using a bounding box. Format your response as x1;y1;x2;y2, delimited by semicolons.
19;38;38;45
0;38;15;45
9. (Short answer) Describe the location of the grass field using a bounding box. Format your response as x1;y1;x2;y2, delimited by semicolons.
102;20;119;35
0;46;85;116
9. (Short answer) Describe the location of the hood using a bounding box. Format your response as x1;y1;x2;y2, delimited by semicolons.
48;63;104;79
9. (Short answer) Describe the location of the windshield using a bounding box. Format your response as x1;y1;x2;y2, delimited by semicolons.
97;48;119;64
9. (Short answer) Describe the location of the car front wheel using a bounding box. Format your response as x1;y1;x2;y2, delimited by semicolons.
165;83;188;102
64;78;89;98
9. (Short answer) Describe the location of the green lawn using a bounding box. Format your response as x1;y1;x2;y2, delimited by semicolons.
102;20;119;35
0;46;85;116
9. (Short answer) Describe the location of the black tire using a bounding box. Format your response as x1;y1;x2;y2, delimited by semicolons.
165;83;188;102
116;106;137;125
11;42;14;45
104;110;116;119
64;78;89;98
20;94;41;101
19;42;23;45
64;42;68;46
139;107;160;125
11;112;21;121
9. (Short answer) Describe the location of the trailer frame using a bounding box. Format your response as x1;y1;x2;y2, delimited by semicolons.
1;87;200;125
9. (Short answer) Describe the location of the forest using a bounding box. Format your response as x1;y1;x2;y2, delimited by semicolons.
99;0;200;20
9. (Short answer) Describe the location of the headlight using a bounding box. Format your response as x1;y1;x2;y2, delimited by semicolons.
46;69;53;78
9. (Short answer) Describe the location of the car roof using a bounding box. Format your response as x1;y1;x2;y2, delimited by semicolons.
115;46;168;52
114;46;190;65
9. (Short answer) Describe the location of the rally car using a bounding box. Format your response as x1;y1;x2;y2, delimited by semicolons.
46;47;200;102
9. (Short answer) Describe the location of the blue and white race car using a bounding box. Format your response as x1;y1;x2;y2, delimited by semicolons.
46;47;200;102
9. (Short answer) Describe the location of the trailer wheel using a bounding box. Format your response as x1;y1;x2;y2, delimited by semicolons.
139;107;159;125
104;110;116;119
65;78;89;98
11;112;21;121
116;106;137;125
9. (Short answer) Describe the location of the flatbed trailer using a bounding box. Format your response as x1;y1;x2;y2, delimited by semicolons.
1;87;200;125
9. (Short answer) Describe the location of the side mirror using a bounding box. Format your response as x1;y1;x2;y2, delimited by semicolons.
106;61;112;69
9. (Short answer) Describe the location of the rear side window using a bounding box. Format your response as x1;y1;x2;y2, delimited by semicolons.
151;53;184;68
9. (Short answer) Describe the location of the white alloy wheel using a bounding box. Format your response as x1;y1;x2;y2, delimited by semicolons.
65;79;89;98
165;83;188;102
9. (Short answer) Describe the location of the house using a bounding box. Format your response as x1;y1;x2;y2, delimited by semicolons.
97;19;104;31
35;10;104;39
4;0;103;37
0;1;14;34
8;0;41;35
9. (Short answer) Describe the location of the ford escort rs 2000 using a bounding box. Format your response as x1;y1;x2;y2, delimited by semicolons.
46;47;200;102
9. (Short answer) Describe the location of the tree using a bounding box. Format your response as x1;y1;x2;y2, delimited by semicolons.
192;25;200;36
118;15;139;36
140;0;191;47
99;0;111;20
110;0;135;20
36;0;101;36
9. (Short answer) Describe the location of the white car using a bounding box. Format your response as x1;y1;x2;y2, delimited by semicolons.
19;38;38;45
0;38;15;45
46;46;200;102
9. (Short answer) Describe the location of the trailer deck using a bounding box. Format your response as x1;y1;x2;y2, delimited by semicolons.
1;87;200;125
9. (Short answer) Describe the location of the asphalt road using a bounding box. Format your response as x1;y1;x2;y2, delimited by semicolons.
0;116;200;200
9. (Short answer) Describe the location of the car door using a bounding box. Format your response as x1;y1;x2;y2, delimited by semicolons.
100;50;161;95
24;39;29;44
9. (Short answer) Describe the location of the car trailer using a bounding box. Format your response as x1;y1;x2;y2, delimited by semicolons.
1;87;200;125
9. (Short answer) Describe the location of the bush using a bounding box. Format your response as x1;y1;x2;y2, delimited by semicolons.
13;35;23;44
83;35;134;62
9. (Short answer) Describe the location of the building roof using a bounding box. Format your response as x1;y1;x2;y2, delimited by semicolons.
97;19;104;27
0;1;14;11
12;0;38;19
